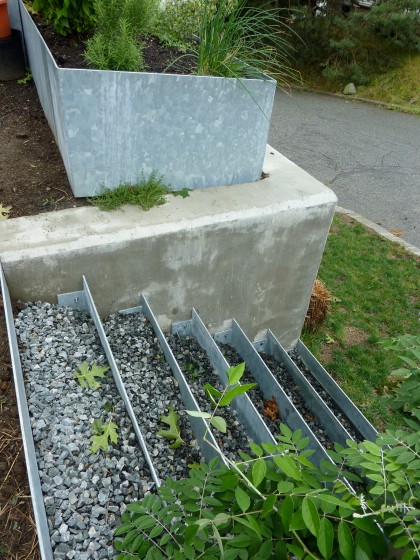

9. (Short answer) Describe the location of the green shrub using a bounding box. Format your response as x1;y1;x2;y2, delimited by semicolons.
113;361;420;559
153;0;238;48
85;0;159;71
289;0;420;86
85;20;143;71
32;0;95;36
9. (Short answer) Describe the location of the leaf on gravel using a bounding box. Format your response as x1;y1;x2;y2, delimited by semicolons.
157;405;184;449
74;362;109;389
90;420;119;452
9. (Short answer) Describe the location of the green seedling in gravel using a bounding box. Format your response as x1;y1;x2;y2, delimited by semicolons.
185;360;202;379
157;405;184;449
104;401;114;413
74;362;109;389
90;418;119;452
0;203;11;220
187;363;255;433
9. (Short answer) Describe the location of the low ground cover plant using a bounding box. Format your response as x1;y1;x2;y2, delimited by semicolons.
89;172;170;211
114;363;420;559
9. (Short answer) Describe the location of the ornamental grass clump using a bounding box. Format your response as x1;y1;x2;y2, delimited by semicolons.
194;0;299;83
85;0;158;71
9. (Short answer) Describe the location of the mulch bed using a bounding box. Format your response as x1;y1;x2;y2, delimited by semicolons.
0;298;40;559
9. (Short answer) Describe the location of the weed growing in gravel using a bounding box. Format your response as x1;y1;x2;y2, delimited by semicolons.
89;172;170;211
157;406;185;449
90;418;119;452
74;362;109;389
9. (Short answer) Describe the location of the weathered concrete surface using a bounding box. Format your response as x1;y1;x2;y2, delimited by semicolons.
0;147;337;348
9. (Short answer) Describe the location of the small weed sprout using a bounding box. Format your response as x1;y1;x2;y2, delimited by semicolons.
157;405;185;449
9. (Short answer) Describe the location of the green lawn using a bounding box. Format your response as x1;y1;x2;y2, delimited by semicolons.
302;213;420;430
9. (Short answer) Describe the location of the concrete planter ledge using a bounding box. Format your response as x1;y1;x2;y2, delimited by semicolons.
0;147;337;349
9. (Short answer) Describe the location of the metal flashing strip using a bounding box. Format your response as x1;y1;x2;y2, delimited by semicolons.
0;264;53;560
57;290;88;311
296;340;378;442
140;295;223;464
219;320;333;466
172;310;277;446
76;278;161;488
260;330;356;446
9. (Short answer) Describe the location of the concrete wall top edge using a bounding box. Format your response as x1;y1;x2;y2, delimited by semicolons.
0;147;337;261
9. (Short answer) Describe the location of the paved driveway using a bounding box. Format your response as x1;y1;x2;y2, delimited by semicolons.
268;90;420;248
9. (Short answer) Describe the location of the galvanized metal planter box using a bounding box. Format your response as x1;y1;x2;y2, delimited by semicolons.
16;0;277;197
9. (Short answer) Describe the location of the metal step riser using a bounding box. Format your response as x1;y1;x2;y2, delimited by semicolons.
215;322;333;466
296;340;377;442
139;295;224;464
57;282;161;489
0;265;54;560
172;310;277;447
262;329;356;446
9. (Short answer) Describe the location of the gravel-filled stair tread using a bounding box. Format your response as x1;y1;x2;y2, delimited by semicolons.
16;302;153;560
103;312;201;482
216;342;335;450
166;333;250;461
287;350;362;442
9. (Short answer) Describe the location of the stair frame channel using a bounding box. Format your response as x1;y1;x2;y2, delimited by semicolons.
1;267;377;560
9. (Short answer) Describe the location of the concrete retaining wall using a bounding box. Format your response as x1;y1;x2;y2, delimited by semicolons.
0;148;337;348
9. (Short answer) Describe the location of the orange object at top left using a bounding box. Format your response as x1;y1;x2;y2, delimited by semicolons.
0;0;12;40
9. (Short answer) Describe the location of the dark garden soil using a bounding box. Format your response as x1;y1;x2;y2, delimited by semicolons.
0;297;40;560
0;18;199;558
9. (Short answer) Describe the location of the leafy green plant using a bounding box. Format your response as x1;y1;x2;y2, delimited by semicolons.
380;334;420;421
89;172;170;211
152;0;238;49
74;362;109;389
17;69;32;85
85;0;158;70
90;418;119;452
114;361;420;559
0;204;11;220
185;360;201;379
32;0;95;36
172;188;191;199
157;406;185;449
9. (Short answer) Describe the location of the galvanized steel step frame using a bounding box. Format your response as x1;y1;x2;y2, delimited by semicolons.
0;264;54;560
214;321;337;466
1;264;377;560
172;309;277;447
57;279;224;469
295;340;377;442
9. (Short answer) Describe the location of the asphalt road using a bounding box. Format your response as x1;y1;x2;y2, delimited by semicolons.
268;90;420;248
